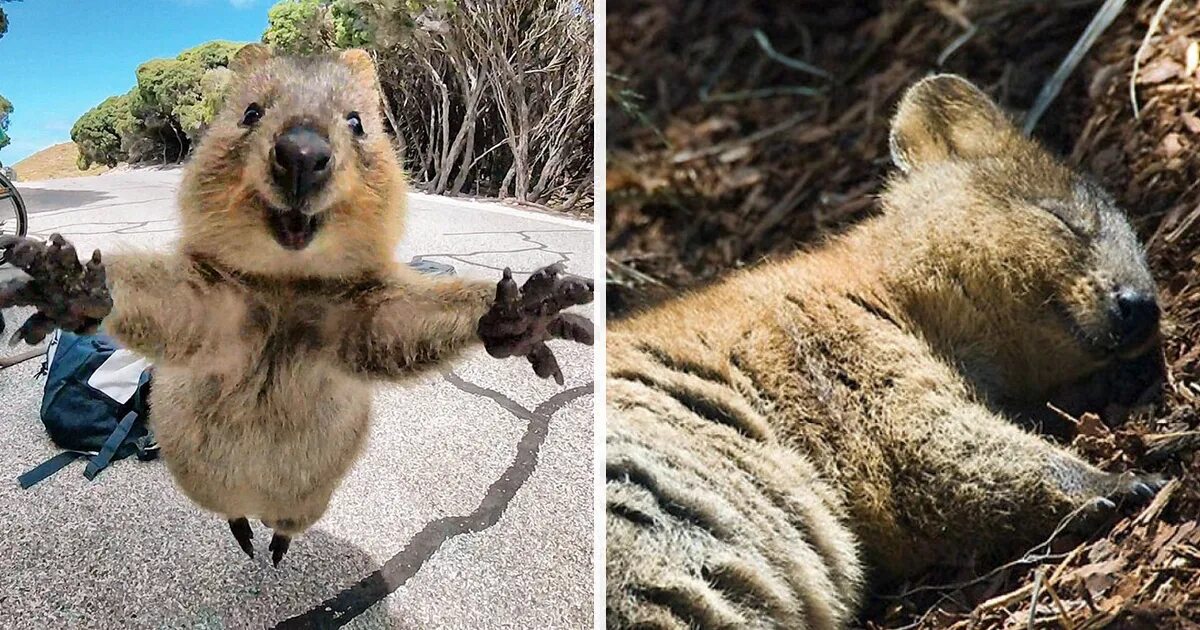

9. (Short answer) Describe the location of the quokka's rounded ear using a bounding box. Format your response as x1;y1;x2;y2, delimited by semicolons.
231;43;273;75
888;74;1017;173
339;49;380;90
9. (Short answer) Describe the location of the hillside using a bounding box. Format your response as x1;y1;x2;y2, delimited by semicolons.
12;142;110;181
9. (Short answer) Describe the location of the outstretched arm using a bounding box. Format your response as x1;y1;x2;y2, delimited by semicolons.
330;268;494;379
333;263;594;383
0;234;225;365
101;253;233;363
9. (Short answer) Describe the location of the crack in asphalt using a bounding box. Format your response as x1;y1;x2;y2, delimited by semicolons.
413;230;581;274
30;218;180;239
273;372;594;629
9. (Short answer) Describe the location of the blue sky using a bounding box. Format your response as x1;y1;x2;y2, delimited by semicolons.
0;0;270;163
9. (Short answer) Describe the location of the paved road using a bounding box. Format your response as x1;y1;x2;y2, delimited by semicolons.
0;169;595;629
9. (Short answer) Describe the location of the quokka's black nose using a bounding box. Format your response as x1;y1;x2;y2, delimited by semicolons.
1114;288;1160;349
272;126;332;202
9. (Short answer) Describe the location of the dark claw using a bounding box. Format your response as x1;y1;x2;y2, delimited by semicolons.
269;533;291;567
496;267;520;307
10;313;55;346
478;263;594;384
528;342;564;385
548;313;594;345
9;239;45;269
228;518;254;559
520;262;564;305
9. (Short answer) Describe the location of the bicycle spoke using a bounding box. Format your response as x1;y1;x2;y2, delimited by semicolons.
0;189;12;201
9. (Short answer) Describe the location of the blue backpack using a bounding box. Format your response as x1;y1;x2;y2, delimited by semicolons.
20;331;158;488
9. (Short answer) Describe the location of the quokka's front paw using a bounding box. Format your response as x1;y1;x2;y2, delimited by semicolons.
477;263;594;385
1069;470;1168;535
1097;470;1168;506
0;233;112;344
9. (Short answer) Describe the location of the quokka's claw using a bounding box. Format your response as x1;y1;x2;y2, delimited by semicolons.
8;238;45;270
520;263;564;306
269;533;291;567
228;518;255;559
549;313;594;345
528;341;564;385
10;313;54;346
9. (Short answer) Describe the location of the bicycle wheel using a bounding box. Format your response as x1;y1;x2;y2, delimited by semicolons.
0;171;29;239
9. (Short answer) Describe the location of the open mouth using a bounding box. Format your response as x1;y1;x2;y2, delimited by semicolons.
266;207;325;250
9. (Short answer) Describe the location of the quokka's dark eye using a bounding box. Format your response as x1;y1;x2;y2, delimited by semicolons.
346;111;364;137
241;103;263;127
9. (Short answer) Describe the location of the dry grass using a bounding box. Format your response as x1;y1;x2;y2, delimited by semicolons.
12;142;110;182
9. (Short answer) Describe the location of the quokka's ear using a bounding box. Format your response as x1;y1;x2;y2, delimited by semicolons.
888;74;1017;173
340;49;380;91
231;43;273;75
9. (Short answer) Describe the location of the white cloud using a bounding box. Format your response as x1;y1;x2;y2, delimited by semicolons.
230;0;256;7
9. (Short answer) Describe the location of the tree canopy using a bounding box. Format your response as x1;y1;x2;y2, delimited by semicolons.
262;0;369;54
67;1;593;211
0;94;12;151
0;0;21;153
71;40;244;168
72;93;133;169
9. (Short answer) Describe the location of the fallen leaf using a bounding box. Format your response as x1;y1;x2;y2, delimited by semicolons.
1076;558;1127;599
1078;412;1110;438
1161;133;1184;159
1140;58;1184;84
1182;112;1200;134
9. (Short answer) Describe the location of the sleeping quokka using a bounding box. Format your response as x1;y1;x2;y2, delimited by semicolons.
606;74;1164;629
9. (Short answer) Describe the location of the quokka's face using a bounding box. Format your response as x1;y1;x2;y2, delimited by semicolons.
886;74;1160;371
968;160;1160;362
180;46;405;278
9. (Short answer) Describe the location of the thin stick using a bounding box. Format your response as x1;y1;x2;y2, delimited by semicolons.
751;30;831;79
885;498;1100;601
1132;0;1175;120
0;346;47;369
1024;0;1127;134
1028;568;1045;629
1043;578;1077;630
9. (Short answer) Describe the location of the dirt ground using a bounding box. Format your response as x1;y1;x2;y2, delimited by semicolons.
11;142;110;181
607;0;1200;626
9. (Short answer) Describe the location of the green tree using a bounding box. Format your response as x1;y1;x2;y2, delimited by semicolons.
0;94;12;151
1;0;23;153
177;40;243;69
72;39;248;168
71;93;133;168
0;0;16;41
263;0;370;53
263;0;332;54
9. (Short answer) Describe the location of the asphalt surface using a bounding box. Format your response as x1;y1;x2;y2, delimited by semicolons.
0;169;595;629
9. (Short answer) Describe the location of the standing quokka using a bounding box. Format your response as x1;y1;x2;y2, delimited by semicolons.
605;74;1165;629
0;45;593;566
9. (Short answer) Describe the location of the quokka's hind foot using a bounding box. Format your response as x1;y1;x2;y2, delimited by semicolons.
227;517;254;559
269;532;291;567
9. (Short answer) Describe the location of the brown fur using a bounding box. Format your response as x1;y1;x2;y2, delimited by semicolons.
101;46;496;539
605;75;1162;628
